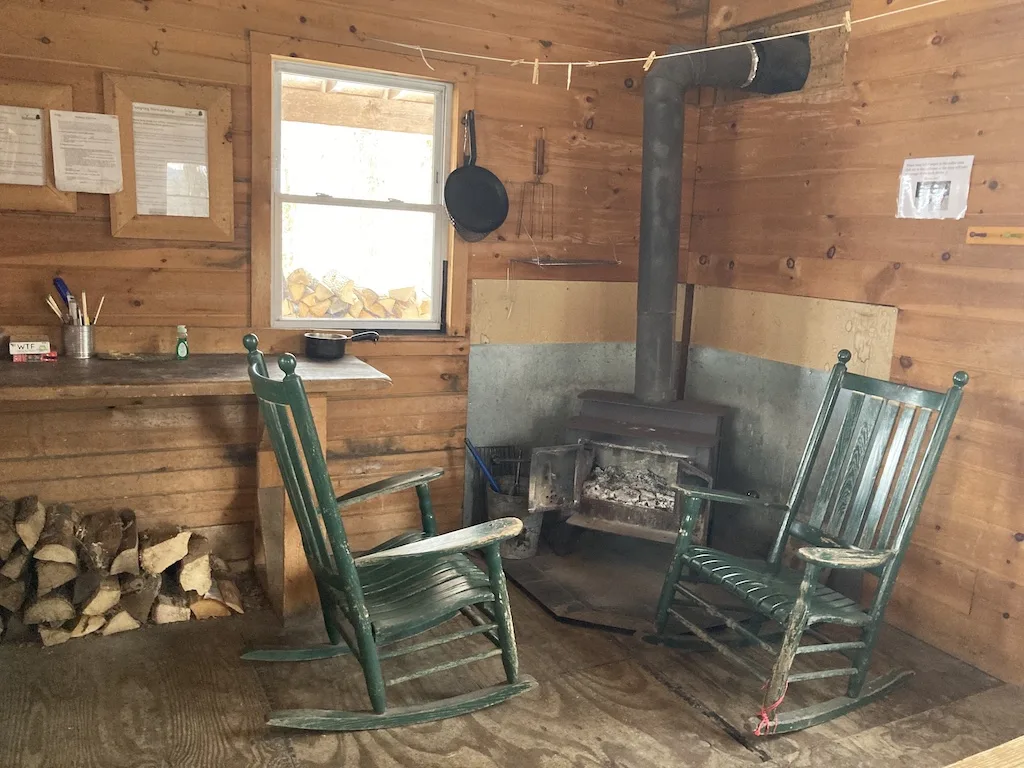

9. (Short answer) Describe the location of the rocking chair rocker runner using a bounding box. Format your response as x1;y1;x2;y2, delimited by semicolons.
241;334;536;731
653;350;968;735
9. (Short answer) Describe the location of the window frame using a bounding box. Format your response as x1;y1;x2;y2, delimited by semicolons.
250;34;474;338
270;60;452;332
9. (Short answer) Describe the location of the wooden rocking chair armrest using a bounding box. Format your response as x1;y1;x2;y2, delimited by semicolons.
335;468;445;509
671;485;788;512
353;518;524;566
797;546;894;570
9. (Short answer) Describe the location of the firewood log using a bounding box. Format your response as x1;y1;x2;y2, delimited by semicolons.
151;572;192;624
15;496;46;552
214;578;244;615
23;588;75;625
109;510;139;576
73;569;102;605
33;504;81;565
151;594;191;624
81;576;121;617
0;544;30;580
0;576;27;613
188;593;232;620
37;561;79;595
70;614;105;638
38;623;74;647
102;608;141;636
79;510;123;571
120;572;161;623
208;555;244;614
1;610;31;643
0;498;20;559
179;536;212;596
139;530;191;574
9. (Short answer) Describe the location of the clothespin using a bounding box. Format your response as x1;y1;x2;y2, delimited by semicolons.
566;62;573;90
585;61;599;68
643;50;657;71
532;58;539;85
843;10;852;33
511;58;525;67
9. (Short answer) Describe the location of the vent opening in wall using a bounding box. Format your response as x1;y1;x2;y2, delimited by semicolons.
716;0;851;103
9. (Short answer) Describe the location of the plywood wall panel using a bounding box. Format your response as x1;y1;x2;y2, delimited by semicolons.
693;0;1024;683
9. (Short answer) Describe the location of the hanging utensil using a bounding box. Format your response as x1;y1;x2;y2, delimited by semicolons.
514;130;554;240
444;111;509;242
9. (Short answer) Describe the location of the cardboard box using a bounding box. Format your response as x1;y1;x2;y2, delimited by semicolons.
9;340;51;355
12;351;58;363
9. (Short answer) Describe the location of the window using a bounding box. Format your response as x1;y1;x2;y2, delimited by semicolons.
271;60;452;330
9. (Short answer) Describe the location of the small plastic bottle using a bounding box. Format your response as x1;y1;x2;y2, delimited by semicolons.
175;325;189;360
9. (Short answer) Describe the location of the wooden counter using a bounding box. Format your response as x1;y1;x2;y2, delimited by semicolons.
0;354;391;401
0;353;392;619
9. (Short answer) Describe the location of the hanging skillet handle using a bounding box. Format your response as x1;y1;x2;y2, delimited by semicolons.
465;109;478;167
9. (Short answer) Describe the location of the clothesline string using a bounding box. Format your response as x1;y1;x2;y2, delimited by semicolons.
366;0;951;71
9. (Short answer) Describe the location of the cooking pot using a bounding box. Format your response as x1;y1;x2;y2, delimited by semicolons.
303;330;379;360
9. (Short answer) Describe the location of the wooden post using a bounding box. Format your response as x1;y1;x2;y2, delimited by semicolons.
256;393;328;618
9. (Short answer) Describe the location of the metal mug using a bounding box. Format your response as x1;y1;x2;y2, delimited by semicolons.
62;325;94;359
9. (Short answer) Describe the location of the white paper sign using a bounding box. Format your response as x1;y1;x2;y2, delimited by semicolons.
132;103;210;217
50;110;123;193
896;155;974;220
0;105;45;186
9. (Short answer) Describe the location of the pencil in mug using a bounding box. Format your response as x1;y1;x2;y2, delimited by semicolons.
45;295;64;322
93;295;106;325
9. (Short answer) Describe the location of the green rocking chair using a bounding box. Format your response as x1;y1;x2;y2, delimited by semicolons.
241;334;536;731
653;349;967;735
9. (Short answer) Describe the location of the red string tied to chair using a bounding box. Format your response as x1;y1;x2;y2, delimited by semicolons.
753;684;788;737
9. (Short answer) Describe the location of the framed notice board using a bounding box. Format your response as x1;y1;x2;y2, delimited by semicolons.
0;79;76;213
103;73;234;241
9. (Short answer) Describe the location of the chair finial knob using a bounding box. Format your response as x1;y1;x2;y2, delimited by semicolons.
278;353;298;376
953;370;969;388
243;333;259;352
837;349;852;364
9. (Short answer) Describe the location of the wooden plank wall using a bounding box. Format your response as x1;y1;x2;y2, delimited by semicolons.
693;0;1024;683
0;1;706;552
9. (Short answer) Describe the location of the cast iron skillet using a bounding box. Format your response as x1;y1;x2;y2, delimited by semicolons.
303;330;379;360
444;110;509;242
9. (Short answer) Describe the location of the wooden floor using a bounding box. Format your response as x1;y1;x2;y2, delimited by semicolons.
1;586;1022;768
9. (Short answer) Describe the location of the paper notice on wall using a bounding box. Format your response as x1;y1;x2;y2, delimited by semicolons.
132;103;210;218
896;155;974;220
0;105;45;186
50;110;123;193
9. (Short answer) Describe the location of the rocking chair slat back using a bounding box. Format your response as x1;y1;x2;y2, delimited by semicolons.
244;340;365;621
856;405;915;549
807;392;865;531
837;399;899;544
770;352;967;569
875;411;931;550
819;395;884;540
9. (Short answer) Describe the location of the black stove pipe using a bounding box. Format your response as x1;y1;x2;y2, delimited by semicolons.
635;37;811;404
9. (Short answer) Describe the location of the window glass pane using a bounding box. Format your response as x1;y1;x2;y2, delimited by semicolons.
280;203;436;322
279;72;436;204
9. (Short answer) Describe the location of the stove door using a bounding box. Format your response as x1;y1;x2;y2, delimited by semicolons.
527;444;582;514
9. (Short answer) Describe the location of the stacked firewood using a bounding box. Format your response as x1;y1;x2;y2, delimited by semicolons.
283;268;431;321
0;496;244;647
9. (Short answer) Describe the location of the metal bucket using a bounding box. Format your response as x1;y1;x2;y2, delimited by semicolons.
486;478;542;560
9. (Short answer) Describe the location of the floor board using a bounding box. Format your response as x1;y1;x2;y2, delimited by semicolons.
0;587;1021;768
